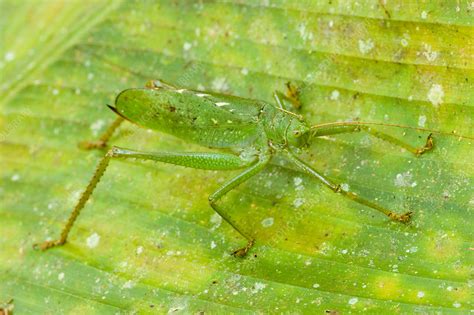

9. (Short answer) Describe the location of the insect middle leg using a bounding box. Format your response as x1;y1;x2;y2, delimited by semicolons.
209;152;271;257
274;90;301;112
312;124;434;156
273;81;303;111
285;151;412;223
35;147;258;253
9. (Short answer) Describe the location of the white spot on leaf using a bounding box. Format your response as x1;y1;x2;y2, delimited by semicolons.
5;51;15;62
211;77;229;92
86;232;100;248
90;119;105;136
261;217;274;228
422;43;438;62
427;84;444;107
418;115;427;127
251;282;267;294
210;213;222;230
297;23;313;41
122;280;135;289
394;171;417;188
183;42;192;51
358;38;375;54
293;198;305;208
348;297;358;305
293;177;303;186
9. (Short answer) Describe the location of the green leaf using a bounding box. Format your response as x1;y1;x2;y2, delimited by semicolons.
1;1;472;313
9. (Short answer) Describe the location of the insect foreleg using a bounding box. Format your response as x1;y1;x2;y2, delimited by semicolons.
285;150;412;223
209;151;271;257
312;124;434;156
35;147;256;251
78;117;125;150
273;89;300;111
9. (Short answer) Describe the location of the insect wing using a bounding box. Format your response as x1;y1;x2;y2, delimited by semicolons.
114;88;264;148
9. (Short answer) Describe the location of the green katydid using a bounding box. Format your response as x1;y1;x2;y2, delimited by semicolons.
36;79;436;257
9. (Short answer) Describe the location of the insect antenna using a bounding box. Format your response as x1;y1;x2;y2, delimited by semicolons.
275;107;304;121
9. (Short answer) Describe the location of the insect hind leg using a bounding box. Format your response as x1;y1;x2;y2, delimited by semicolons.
35;146;260;252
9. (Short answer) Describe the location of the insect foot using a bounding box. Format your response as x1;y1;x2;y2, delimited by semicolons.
33;239;65;251
415;133;434;156
0;298;14;315
232;239;255;258
388;211;413;223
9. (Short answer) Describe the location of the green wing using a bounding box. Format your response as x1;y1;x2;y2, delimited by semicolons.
115;88;266;148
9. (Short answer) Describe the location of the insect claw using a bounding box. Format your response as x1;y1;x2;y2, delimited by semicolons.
399;211;413;223
415;133;434;156
388;211;413;223
231;239;255;258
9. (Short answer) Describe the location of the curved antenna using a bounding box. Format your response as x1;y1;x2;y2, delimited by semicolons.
310;121;474;140
275;106;304;120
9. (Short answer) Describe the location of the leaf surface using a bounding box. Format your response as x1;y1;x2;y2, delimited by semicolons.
1;1;472;313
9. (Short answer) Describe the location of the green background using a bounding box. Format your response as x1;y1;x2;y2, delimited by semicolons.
1;1;472;313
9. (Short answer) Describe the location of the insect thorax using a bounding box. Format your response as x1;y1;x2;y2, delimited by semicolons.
260;105;310;149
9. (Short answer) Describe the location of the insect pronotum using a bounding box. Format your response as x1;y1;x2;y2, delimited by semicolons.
36;79;437;257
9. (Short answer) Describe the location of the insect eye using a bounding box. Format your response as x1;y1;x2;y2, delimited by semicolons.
294;131;301;137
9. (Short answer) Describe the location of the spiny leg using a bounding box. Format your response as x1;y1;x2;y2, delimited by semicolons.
285;150;412;223
311;123;434;156
35;147;254;251
78;117;124;150
35;149;114;250
209;152;271;257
